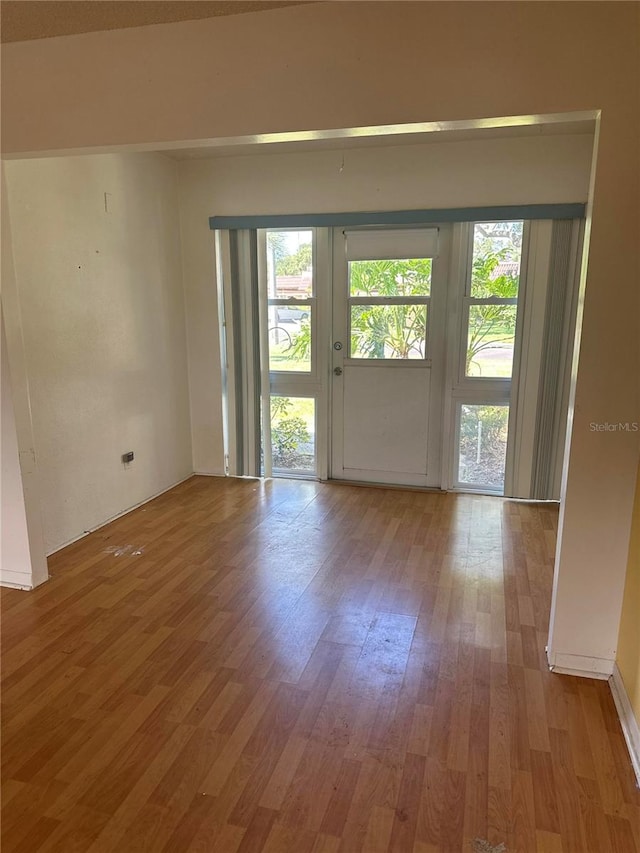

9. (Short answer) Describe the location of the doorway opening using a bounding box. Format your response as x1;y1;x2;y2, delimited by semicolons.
218;211;582;501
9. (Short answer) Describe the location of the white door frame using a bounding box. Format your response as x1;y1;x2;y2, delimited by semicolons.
329;224;451;487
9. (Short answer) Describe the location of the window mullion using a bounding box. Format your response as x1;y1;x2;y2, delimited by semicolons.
464;296;518;306
349;296;430;306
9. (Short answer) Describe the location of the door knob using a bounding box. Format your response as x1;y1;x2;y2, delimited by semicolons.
334;367;343;376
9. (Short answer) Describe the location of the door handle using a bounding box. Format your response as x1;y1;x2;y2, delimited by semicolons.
334;367;343;376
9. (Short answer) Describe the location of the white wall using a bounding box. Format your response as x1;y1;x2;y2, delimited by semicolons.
3;153;193;554
0;313;31;586
178;133;593;473
1;172;48;587
1;310;46;587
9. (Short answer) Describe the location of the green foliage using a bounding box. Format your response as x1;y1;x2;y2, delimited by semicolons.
460;405;508;451
466;247;519;375
270;397;310;466
272;418;310;465
349;259;431;359
268;234;521;375
471;250;518;300
267;233;312;276
288;317;311;361
351;304;426;359
270;395;291;418
275;243;312;276
349;258;432;297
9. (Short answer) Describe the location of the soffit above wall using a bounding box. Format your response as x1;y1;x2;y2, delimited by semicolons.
0;0;314;43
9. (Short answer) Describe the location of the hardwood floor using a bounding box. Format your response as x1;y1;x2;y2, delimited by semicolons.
1;476;638;852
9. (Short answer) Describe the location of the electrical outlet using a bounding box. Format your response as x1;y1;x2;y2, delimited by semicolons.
122;451;134;464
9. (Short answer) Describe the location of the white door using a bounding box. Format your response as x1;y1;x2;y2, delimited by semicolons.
330;226;449;487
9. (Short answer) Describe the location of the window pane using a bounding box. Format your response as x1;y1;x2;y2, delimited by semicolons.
471;222;523;298
350;304;427;359
270;396;315;472
268;305;311;372
266;230;313;298
349;259;431;297
466;304;517;378
458;404;509;490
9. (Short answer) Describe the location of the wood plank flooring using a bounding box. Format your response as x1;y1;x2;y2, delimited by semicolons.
2;476;638;852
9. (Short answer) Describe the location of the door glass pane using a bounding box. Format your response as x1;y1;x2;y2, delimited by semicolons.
471;222;523;298
349;259;431;297
350;304;427;359
266;230;313;298
270;396;315;472
458;404;509;490
268;305;311;372
466;304;517;377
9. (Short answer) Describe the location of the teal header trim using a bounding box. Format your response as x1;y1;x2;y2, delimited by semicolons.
209;203;585;231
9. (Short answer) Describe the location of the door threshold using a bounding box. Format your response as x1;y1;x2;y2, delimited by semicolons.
325;478;445;494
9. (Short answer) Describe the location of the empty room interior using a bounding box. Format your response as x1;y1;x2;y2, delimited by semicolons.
1;2;639;852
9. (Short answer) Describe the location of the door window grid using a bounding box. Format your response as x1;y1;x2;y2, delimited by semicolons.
266;229;316;375
347;258;432;361
461;221;523;381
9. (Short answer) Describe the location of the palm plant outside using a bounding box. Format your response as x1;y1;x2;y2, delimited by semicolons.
466;244;519;376
286;249;518;367
349;258;431;358
286;257;432;362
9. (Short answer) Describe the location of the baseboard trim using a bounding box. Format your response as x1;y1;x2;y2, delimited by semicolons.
0;570;49;590
610;663;640;787
0;574;33;590
546;649;614;680
46;473;195;556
